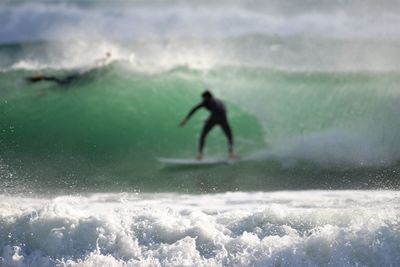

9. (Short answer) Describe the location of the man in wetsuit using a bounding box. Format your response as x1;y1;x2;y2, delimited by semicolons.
25;52;112;85
179;90;235;160
26;74;79;85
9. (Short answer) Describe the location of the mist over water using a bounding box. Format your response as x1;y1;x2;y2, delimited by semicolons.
2;0;400;41
2;0;400;72
1;1;400;266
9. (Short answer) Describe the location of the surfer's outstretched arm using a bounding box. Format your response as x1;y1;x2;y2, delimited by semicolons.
179;102;203;127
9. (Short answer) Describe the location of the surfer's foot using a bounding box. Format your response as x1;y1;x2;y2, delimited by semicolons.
229;152;238;160
196;153;203;160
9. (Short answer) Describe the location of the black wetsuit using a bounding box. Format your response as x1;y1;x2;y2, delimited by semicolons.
185;98;234;153
26;74;80;85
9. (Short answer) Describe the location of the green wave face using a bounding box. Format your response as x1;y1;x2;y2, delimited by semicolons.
2;64;400;192
0;65;265;192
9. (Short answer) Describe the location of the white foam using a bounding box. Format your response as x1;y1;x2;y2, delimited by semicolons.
1;191;400;266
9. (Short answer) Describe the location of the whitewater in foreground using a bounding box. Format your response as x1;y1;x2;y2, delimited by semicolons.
1;191;400;266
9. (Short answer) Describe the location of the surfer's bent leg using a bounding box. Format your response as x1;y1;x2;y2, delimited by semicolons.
199;119;216;153
220;120;234;153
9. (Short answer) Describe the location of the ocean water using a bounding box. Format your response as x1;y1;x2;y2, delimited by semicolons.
1;1;400;266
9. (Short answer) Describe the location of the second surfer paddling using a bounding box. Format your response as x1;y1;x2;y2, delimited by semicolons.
179;90;235;160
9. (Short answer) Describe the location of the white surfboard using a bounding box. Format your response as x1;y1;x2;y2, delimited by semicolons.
157;157;236;166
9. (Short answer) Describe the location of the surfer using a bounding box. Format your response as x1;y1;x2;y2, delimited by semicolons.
95;52;112;66
25;52;112;85
26;73;80;85
179;90;235;160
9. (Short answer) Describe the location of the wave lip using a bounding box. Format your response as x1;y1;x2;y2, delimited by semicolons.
1;191;400;266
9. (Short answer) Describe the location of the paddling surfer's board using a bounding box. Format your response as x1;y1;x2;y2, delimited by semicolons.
157;157;236;166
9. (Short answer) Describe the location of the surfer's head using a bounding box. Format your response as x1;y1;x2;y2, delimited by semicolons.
202;90;213;100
